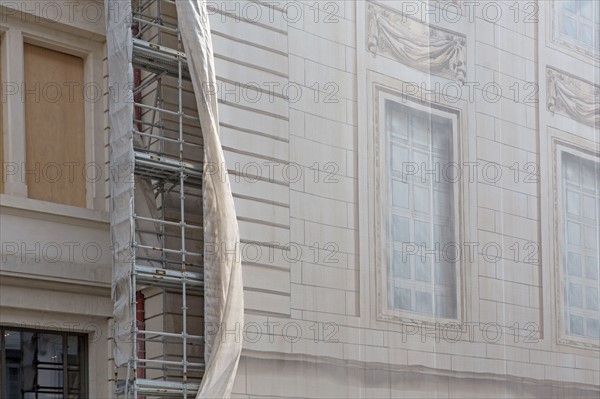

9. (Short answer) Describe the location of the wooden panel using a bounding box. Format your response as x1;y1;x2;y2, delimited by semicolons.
24;43;86;207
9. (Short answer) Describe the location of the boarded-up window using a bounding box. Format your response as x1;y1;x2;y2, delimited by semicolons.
24;43;86;207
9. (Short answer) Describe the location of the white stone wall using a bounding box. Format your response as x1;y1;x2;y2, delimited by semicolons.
1;0;598;397
214;0;600;397
0;2;111;397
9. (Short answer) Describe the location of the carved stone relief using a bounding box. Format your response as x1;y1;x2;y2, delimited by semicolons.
547;67;600;128
367;2;467;83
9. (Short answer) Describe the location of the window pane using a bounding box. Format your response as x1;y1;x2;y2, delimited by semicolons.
569;314;584;336
392;180;409;208
561;16;578;38
585;257;598;280
581;24;594;45
584;226;597;249
391;145;409;173
580;0;593;18
568;283;583;308
385;100;456;318
566;190;580;215
394;287;412;310
413;186;430;213
587;319;600;339
414;220;430;248
567;221;581;246
567;252;582;276
411;114;430;146
415;256;432;282
583;195;596;220
562;152;600;341
393;251;411;279
562;0;578;13
1;330;85;398
387;102;408;139
586;287;599;310
392;215;410;242
415;291;433;314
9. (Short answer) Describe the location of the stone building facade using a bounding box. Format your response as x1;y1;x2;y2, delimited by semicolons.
0;0;598;397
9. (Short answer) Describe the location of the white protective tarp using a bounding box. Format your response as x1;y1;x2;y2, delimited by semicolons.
176;1;244;397
106;0;243;396
106;0;135;368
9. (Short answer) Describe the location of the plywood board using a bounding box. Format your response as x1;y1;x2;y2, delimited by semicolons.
24;43;86;207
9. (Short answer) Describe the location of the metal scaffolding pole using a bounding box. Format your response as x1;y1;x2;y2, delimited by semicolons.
114;0;205;397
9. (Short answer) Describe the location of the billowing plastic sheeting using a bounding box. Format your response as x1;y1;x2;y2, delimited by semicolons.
106;0;134;368
106;0;165;369
176;1;244;397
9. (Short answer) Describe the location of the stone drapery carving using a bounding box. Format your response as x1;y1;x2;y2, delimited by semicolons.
547;67;600;128
367;2;467;83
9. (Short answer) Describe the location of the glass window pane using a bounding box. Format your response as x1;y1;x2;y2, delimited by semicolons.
392;180;409;208
388;104;408;139
414;220;430;248
581;162;597;189
38;333;63;364
393;251;411;279
567;252;582;276
67;335;81;366
583;226;597;249
583;195;596;220
562;0;578;13
434;190;450;217
394;287;412;310
568;282;583;308
561;16;578;38
587;318;600;339
586;287;599;310
435;262;454;286
411;114;430;146
415;291;433;314
391;145;410;173
415;256;432;282
566;190;580;215
585;256;598;280
581;24;594;45
414;185;430;213
570;314;584;336
580;0;593;18
392;215;410;243
435;293;457;318
38;369;63;388
567;221;581;246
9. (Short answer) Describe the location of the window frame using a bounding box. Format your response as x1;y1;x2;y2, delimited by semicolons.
553;140;600;349
372;84;466;326
0;325;88;399
0;13;106;214
550;0;600;62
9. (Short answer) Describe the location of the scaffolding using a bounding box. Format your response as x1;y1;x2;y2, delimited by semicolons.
114;0;205;397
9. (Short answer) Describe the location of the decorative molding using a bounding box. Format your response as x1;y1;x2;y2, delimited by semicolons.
550;138;600;351
367;1;467;83
547;67;600;128
370;80;466;327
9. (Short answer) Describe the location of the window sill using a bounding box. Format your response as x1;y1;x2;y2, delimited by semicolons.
0;194;109;226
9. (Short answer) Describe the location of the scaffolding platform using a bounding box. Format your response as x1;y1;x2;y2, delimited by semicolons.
116;379;201;397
